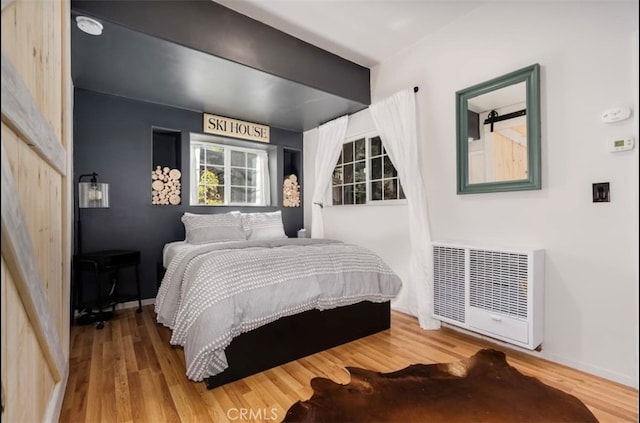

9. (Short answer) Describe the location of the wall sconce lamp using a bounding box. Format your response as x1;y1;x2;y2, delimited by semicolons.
77;172;109;254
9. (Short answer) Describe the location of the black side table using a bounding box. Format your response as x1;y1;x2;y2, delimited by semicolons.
73;249;142;329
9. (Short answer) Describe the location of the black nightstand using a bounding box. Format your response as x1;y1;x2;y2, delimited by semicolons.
73;250;142;329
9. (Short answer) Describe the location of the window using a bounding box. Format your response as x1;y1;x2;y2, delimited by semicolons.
332;135;405;205
190;139;270;206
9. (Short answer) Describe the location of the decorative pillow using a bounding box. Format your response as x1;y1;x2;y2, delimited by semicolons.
181;211;246;244
241;211;288;240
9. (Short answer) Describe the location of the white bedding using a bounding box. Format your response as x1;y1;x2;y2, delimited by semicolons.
155;238;402;381
162;241;197;268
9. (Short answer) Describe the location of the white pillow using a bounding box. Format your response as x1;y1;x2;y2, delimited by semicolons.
241;211;287;240
181;211;246;244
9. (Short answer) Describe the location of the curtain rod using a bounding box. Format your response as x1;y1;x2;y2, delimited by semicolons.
320;86;419;127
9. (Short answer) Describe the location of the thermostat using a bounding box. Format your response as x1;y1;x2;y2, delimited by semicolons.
601;107;631;123
608;137;634;152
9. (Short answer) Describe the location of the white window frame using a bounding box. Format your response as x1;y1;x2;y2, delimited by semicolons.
190;134;270;207
328;131;407;207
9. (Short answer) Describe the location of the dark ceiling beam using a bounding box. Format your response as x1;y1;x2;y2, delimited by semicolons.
71;0;371;106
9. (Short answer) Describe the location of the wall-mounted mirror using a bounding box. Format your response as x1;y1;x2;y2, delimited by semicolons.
456;64;541;194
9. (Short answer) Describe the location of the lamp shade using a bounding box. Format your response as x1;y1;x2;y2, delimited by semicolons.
79;182;109;208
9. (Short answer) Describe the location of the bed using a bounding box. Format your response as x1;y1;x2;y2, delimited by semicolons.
155;211;402;389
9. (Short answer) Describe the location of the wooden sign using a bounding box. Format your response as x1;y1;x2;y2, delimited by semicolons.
203;113;270;143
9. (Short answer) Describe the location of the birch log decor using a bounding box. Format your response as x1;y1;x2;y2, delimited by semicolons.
152;166;181;205
283;174;300;207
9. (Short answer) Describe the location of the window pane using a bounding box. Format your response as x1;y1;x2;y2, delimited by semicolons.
247;153;257;169
247;169;257;186
344;184;354;205
384;179;398;200
191;140;270;206
231;168;246;185
247;188;257;203
343;142;354;163
355;183;366;204
344;163;354;184
371;136;382;157
198;168;224;205
370;181;383;201
370;157;382;180
231;150;245;167
333;186;343;205
333;166;343;185
213;166;225;184
326;135;404;207
231;186;246;203
206;147;224;165
198;185;224;205
384;156;397;178
354;161;366;183
355;138;366;160
199;167;223;187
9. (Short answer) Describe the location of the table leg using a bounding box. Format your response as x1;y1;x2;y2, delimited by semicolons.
91;261;105;330
135;264;142;313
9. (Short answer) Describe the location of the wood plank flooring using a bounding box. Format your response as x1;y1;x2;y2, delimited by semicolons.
60;306;638;422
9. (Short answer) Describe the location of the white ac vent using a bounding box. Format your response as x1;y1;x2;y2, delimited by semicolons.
432;242;544;350
433;246;466;324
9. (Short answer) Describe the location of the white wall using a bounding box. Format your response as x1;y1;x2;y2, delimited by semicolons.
304;2;639;387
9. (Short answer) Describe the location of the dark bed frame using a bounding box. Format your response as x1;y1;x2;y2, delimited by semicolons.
203;300;391;389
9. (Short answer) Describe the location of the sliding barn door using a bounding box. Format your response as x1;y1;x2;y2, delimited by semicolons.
1;0;72;421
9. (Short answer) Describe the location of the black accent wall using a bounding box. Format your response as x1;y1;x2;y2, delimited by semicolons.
74;88;304;299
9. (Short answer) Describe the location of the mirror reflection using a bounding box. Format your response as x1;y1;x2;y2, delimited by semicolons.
467;82;527;184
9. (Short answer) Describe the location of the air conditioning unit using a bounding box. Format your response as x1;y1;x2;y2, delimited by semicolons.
432;242;544;350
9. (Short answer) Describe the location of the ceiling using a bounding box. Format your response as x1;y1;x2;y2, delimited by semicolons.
214;0;487;67
468;81;526;112
71;10;367;132
71;1;486;132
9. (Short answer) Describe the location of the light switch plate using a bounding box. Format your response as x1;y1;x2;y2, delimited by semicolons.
592;182;610;203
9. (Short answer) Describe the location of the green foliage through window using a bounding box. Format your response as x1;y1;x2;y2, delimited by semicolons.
198;169;223;205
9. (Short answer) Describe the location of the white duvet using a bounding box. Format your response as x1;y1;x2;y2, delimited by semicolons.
155;238;401;381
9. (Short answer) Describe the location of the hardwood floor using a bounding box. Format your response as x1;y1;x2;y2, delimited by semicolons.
60;306;638;422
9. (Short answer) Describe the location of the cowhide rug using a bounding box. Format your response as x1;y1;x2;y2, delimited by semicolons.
283;349;598;422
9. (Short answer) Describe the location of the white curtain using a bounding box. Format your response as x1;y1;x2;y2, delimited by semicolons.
369;89;440;329
190;144;201;205
311;115;349;238
257;151;271;206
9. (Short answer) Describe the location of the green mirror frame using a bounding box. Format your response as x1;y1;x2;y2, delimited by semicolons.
456;64;541;194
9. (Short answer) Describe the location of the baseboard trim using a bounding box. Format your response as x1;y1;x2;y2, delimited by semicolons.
113;297;156;311
442;322;637;388
73;298;156;318
542;352;637;389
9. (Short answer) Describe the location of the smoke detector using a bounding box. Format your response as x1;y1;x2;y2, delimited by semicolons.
76;16;103;36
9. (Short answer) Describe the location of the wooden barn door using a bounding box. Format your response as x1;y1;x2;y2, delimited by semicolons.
1;0;72;421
